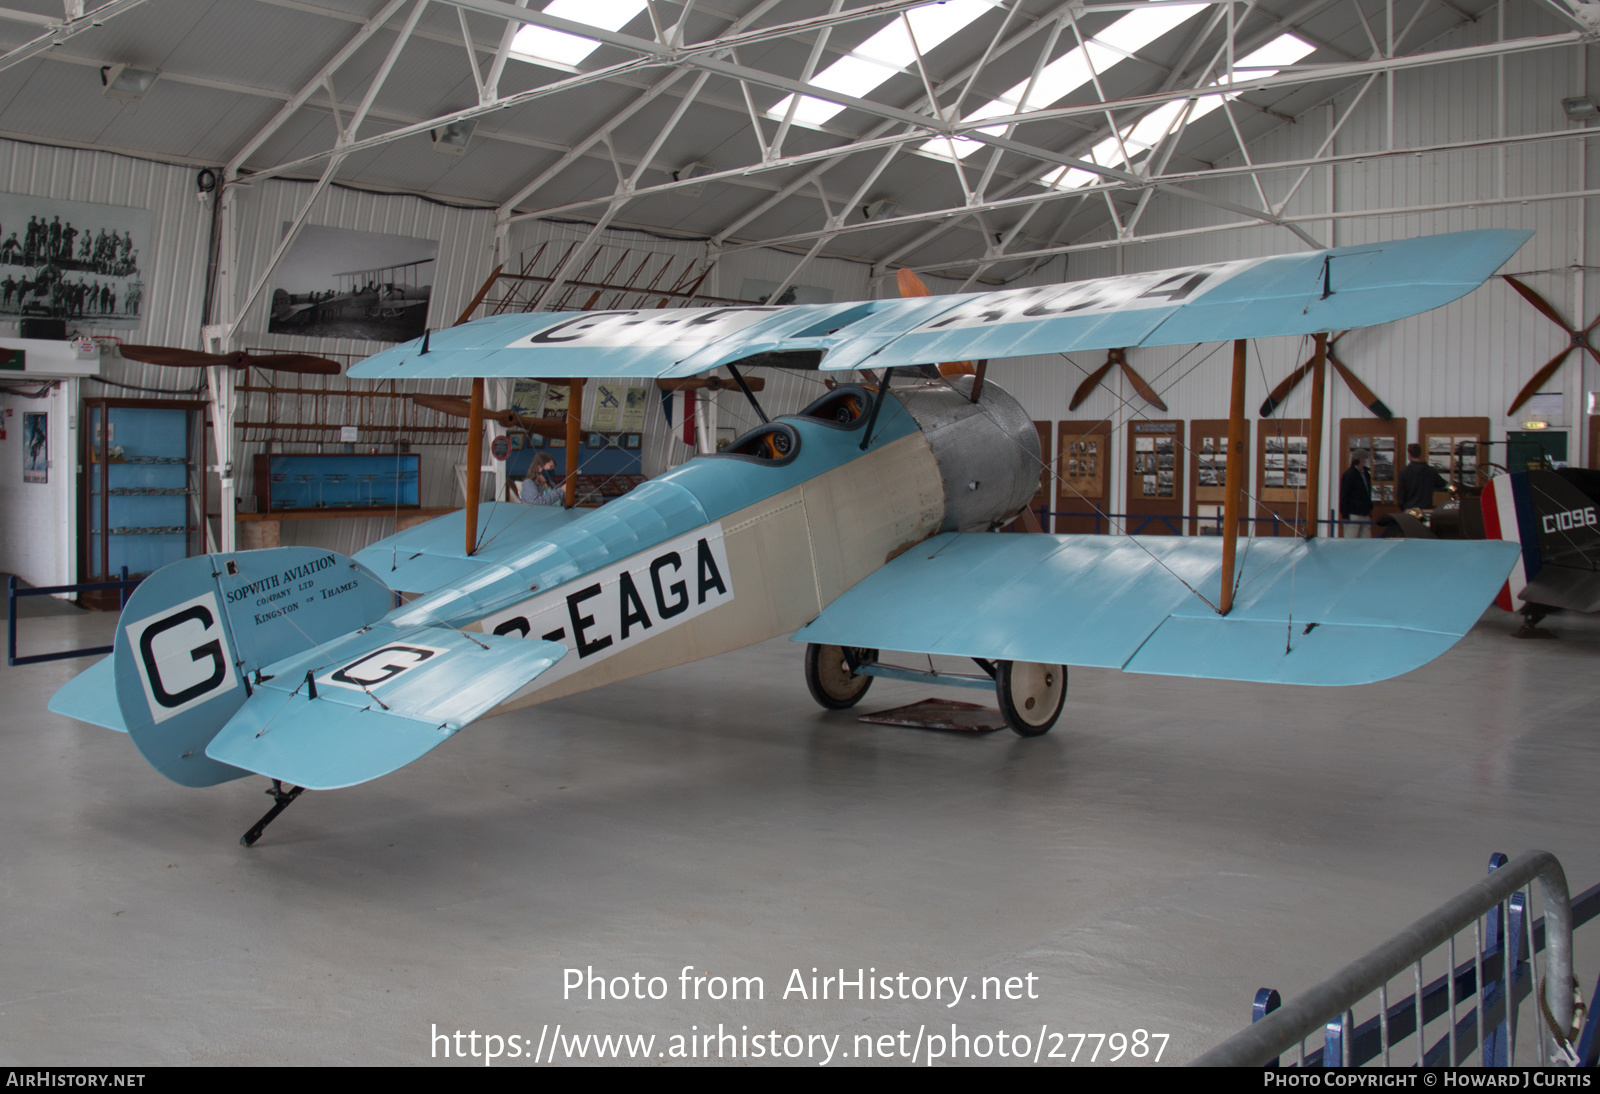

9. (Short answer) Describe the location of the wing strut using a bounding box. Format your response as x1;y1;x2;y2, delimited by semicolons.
465;377;484;555
564;378;583;508
1306;332;1327;538
1220;339;1249;615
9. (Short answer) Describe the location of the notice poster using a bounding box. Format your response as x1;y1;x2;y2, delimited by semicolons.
22;411;46;483
592;383;623;432
511;380;545;419
620;385;649;432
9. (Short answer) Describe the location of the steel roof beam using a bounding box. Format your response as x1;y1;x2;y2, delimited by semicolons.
0;0;149;74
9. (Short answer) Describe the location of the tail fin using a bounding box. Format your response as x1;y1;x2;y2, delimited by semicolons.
1481;471;1600;612
50;548;394;786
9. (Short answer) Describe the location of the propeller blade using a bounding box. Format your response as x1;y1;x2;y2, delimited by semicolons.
1259;361;1312;418
118;344;224;368
411;393;473;418
1068;361;1114;411
1506;346;1576;416
411;394;568;439
1327;353;1393;419
896;268;931;297
1502;274;1573;333
895;268;973;376
243;354;342;375
1116;351;1168;412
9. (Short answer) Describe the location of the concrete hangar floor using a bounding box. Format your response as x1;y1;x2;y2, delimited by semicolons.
2;596;1597;1066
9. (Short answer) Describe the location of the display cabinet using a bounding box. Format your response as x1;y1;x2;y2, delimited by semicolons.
252;452;420;513
81;399;206;583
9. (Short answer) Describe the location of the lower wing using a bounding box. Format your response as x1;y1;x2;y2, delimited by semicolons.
794;534;1519;686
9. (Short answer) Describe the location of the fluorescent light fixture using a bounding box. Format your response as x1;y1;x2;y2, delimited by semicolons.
510;0;648;70
921;3;1207;161
768;0;997;128
1045;32;1316;190
431;119;476;155
100;63;159;103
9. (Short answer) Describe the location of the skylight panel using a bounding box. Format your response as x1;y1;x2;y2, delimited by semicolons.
767;0;996;128
921;2;1207;161
510;0;649;70
1045;32;1315;190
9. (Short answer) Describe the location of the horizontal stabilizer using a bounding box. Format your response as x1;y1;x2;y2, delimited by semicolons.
794;534;1519;686
354;502;583;595
205;624;564;789
46;656;126;732
349;230;1529;380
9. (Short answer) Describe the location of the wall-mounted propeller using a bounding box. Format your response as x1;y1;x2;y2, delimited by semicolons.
1501;274;1600;416
1260;332;1392;419
1068;347;1169;413
409;393;569;439
119;345;343;375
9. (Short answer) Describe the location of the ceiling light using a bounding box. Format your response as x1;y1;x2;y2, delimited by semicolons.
430;120;476;155
1563;96;1598;121
768;0;997;128
921;3;1207;162
100;64;159;103
860;198;898;221
510;0;648;70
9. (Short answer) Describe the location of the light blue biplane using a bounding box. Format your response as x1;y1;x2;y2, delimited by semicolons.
50;229;1526;844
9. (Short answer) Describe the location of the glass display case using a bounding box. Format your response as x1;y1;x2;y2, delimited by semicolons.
252;452;420;513
82;399;206;583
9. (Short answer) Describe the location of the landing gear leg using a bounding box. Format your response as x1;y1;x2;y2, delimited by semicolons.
1513;605;1558;640
240;780;305;847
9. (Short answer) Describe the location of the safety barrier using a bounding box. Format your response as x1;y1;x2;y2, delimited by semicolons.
1192;851;1599;1067
6;568;138;667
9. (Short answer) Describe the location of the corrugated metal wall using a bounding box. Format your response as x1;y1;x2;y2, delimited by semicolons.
8;2;1600;559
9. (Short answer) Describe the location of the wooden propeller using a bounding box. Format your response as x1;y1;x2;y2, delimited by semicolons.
1502;274;1600;415
896;268;975;379
410;393;567;439
1067;347;1168;412
119;344;342;375
1260;332;1391;419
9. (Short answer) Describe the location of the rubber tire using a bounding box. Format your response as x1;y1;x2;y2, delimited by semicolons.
804;644;877;710
996;661;1066;737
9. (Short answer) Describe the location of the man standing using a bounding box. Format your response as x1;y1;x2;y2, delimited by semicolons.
1339;450;1374;537
1397;443;1449;511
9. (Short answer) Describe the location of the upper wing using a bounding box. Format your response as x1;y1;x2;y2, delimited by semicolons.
793;534;1520;686
349;229;1530;381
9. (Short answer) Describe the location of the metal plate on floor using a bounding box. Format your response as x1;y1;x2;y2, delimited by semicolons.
858;698;1004;733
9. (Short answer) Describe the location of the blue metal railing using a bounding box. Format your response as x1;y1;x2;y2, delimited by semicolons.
1198;852;1600;1067
7;568;139;667
1036;507;1364;537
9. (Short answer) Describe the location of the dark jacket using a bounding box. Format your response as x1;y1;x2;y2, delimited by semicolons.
1397;459;1447;511
1339;464;1373;518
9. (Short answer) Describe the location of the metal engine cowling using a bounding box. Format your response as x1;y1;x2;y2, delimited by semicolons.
893;375;1041;533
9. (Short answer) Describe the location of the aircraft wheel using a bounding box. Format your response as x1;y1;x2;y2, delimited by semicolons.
805;644;877;709
995;661;1066;736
